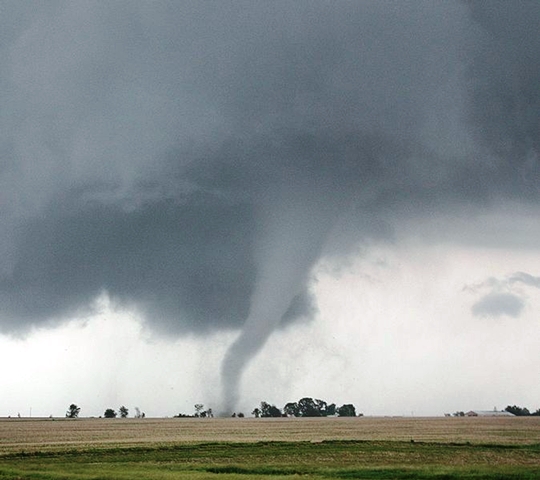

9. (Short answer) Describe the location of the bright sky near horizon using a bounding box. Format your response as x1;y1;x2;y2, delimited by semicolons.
1;1;539;418
3;228;540;418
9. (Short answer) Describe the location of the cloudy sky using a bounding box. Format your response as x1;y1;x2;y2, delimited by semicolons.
1;0;539;417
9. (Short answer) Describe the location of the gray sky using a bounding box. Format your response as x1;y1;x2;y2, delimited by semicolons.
0;1;539;416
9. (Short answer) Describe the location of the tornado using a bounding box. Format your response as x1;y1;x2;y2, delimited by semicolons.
220;196;336;413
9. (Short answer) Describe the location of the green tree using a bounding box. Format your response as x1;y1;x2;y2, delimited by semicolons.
119;406;129;418
104;408;117;418
298;397;322;417
251;407;261;418
337;404;356;417
326;403;337;416
505;405;530;416
283;402;300;417
315;399;328;416
260;401;282;417
65;404;80;418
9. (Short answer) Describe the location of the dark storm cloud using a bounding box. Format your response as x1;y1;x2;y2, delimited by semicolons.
0;0;539;342
0;193;257;334
0;2;431;330
466;0;540;194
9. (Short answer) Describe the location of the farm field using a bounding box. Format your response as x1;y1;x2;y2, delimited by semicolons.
0;416;539;479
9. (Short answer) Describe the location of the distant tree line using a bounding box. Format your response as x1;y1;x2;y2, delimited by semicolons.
65;404;145;419
505;405;540;416
66;399;359;420
173;399;359;419
103;406;129;418
62;402;539;420
450;405;540;417
251;398;359;418
174;404;214;418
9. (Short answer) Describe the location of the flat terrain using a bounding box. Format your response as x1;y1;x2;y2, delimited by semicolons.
0;416;539;478
1;416;540;452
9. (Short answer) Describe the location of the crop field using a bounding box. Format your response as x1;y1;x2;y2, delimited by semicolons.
0;416;539;479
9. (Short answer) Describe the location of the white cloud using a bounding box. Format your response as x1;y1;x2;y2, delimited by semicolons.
230;240;540;416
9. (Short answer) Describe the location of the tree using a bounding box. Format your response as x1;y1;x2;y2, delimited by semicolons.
252;407;261;418
337;404;356;417
194;404;204;417
285;398;337;417
134;407;142;419
66;404;80;418
119;406;129;418
315;399;328;416
260;401;282;418
326;403;337;416
505;405;531;416
298;397;322;417
283;402;300;417
104;408;117;418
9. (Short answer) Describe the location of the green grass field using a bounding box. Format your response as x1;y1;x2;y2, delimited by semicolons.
0;417;539;479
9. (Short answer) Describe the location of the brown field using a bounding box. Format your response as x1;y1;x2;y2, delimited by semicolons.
1;416;539;454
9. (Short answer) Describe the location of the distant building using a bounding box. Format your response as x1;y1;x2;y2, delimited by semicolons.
465;409;514;417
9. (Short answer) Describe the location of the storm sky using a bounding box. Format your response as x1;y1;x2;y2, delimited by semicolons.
1;1;539;416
